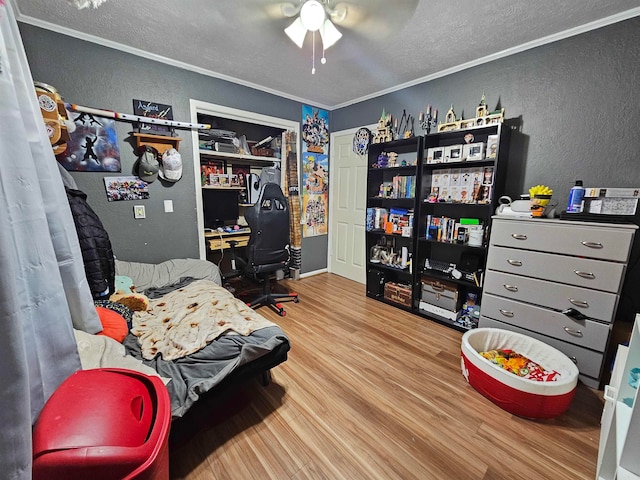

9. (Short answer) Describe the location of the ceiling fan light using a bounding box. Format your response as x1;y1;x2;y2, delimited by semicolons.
300;0;326;32
319;19;342;49
285;17;307;48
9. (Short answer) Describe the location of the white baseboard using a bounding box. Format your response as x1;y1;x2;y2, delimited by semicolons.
300;268;328;278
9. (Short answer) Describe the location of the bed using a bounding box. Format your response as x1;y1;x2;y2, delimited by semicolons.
90;258;291;419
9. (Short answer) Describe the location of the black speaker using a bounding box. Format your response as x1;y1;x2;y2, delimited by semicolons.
367;269;385;297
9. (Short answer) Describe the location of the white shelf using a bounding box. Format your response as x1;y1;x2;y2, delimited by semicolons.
597;315;640;479
201;185;244;190
199;149;280;164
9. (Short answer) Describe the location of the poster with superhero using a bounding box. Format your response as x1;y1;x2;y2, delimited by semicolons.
56;111;121;172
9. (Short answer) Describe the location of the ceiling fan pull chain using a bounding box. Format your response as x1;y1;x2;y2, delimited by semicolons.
312;30;316;74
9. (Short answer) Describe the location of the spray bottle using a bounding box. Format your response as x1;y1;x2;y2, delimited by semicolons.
566;180;585;213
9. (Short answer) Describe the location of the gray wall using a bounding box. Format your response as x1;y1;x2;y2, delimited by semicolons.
20;16;640;274
20;23;328;272
334;16;640;206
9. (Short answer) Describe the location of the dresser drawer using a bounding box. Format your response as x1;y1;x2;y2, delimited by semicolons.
490;218;635;262
480;293;611;352
478;316;604;386
483;270;619;323
486;246;626;293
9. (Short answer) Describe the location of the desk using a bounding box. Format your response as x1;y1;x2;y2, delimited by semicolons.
205;228;251;252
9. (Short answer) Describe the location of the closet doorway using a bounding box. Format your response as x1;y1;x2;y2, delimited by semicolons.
189;100;300;260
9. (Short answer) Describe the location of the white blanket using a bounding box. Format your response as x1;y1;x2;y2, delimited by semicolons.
74;329;170;384
131;279;276;361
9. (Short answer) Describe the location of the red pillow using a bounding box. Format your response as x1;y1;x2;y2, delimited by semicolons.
95;306;129;343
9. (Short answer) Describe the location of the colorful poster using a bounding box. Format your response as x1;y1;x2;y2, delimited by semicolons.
57;112;121;172
301;106;329;237
103;176;150;201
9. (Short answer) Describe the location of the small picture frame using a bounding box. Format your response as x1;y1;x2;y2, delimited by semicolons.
444;145;463;163
463;142;485;161
426;147;444;164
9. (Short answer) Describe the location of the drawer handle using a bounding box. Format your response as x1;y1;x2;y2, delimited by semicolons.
569;298;589;308
511;233;528;240
569;356;578;365
431;284;444;292
507;259;523;266
574;270;595;279
499;309;514;318
563;326;584;337
503;284;519;292
581;241;603;249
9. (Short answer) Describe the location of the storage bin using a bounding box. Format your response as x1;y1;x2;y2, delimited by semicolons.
32;368;171;480
461;328;579;419
421;276;460;311
384;282;412;307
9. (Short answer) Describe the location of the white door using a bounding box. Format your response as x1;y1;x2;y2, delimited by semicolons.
328;128;371;283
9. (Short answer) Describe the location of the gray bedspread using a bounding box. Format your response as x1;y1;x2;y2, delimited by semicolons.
116;258;289;418
123;326;289;418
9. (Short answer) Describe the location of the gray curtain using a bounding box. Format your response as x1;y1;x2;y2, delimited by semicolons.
0;3;102;479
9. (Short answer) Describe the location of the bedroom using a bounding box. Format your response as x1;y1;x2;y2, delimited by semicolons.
2;0;640;478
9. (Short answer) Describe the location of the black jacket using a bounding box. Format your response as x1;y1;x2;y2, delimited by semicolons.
65;187;115;299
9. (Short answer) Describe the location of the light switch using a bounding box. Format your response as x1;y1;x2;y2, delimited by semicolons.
134;205;145;219
164;200;174;213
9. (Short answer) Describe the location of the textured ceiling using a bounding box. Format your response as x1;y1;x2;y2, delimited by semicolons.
13;0;640;109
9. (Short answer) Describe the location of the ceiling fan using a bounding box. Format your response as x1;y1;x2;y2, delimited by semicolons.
272;0;419;73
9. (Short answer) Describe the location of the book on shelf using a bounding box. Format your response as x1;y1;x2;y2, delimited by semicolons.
426;215;481;243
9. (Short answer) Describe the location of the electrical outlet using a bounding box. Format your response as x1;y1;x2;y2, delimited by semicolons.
134;205;146;219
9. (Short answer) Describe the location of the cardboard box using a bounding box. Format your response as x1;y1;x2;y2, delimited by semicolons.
418;300;461;321
384;282;412;307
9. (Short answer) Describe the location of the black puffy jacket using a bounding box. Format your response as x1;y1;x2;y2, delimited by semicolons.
65;187;115;299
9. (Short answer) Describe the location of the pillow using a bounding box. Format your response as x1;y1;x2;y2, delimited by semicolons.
95;306;129;343
94;299;133;328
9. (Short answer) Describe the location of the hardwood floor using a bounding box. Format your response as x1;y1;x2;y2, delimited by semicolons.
169;273;604;480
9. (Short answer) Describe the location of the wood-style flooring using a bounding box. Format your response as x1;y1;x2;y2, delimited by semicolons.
169;273;603;480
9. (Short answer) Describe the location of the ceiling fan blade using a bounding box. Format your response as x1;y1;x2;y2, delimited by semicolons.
319;19;342;49
280;2;300;18
264;2;300;19
284;17;308;48
332;0;419;39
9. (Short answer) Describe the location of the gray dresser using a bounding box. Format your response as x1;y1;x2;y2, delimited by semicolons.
479;216;637;388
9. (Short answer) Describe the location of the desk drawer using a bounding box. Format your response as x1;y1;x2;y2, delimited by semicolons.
483;270;619;323
480;293;611;352
490;218;634;261
207;234;250;251
486;246;625;293
478;316;604;384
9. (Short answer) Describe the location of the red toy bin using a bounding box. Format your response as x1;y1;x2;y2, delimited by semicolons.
32;368;171;480
461;328;579;419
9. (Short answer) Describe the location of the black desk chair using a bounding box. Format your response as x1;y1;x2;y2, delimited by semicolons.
229;182;299;316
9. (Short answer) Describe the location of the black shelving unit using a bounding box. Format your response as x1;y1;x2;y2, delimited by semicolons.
415;124;510;331
365;137;423;308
